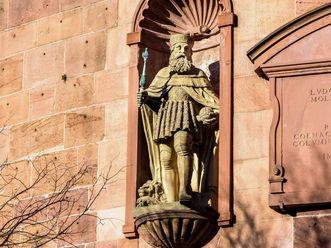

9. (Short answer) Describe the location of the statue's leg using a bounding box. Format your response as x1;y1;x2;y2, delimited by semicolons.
174;131;193;202
160;142;177;202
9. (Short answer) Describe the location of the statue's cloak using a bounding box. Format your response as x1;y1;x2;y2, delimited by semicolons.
141;66;219;197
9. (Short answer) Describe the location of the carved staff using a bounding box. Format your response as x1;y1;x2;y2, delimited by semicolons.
139;48;149;93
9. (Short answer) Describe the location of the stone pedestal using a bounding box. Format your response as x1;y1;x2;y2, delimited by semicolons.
134;203;219;248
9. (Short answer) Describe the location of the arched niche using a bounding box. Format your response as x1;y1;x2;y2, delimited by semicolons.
248;3;331;212
124;0;236;238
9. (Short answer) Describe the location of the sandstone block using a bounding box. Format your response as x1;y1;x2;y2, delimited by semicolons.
234;188;278;224
117;239;139;248
234;158;269;191
77;143;98;185
255;0;295;41
60;0;101;11
218;217;293;248
0;23;37;59
0;0;7;31
90;180;125;211
294;215;331;248
234;39;258;78
105;99;128;141
65;105;105;148
66;31;107;77
48;188;88;217
83;0;118;33
0;91;29;127
37;8;82;46
106;27;130;70
8;0;59;28
0;54;23;97
55;75;94;112
97;208;125;241
31;148;77;196
233;110;272;161
98;140;126;181
9;114;64;160
29;84;55;119
0;160;30;202
58;214;97;245
0;128;9;162
296;0;330;16
234;75;271;113
96;241;118;248
24;42;65;89
95;69;128;104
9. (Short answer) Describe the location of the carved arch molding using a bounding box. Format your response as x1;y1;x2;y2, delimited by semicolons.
124;0;236;238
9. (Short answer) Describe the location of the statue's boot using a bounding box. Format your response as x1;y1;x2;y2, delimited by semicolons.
162;168;177;202
160;143;177;202
178;155;192;202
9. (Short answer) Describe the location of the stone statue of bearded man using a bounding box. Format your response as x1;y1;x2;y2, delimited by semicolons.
137;34;219;204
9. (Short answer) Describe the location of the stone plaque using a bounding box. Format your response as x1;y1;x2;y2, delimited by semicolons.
247;3;331;211
282;74;331;205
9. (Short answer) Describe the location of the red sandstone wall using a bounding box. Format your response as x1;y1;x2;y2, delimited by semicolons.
0;0;330;247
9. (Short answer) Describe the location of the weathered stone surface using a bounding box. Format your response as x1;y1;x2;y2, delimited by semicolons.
294;216;331;248
0;128;9;162
234;76;271;113
94;69;128;104
234;188;279;224
0;54;23;97
90;180;126;210
234;110;272;161
31;148;77;195
98;140;126;180
77;143;98;185
37;8;82;46
0;160;30;202
0;91;29;127
234;157;269;190
29;84;55;119
296;0;330;16
105;99;128;141
10;114;64;160
106;27;130;70
117;239;139;248
255;0;295;40
65;106;105;148
66;31;107;77
0;22;36;59
58;214;97;245
24;42;65;89
55;75;94;112
219;217;293;248
8;0;59;27
97;208;125;241
60;0;101;11
83;0;118;33
0;0;7;31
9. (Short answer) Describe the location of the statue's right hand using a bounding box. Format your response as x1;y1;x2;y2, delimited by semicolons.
137;90;148;107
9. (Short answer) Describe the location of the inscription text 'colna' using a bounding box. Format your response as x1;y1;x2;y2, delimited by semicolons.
293;131;331;147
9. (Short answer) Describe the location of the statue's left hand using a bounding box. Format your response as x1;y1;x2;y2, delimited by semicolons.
196;107;218;125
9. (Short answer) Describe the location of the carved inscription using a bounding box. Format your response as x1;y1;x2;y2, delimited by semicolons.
292;125;331;147
310;88;331;102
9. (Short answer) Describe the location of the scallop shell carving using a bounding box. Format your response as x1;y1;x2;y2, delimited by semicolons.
139;0;224;41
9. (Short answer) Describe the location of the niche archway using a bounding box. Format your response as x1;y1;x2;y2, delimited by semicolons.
123;0;236;238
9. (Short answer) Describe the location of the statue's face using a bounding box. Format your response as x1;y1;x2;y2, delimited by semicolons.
169;42;193;73
171;42;192;60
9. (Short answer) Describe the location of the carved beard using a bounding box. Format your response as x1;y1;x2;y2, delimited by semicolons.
169;53;192;73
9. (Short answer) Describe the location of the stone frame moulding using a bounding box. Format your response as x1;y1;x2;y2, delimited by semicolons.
123;0;237;238
248;3;331;213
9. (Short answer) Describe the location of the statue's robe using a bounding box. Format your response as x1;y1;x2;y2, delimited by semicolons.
141;66;219;198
